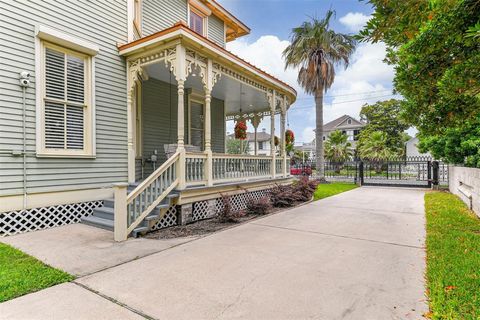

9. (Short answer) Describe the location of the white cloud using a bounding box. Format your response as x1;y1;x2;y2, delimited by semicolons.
339;12;371;32
226;35;397;144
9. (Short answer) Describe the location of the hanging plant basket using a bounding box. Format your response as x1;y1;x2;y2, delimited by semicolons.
274;136;280;147
234;120;247;140
285;129;295;145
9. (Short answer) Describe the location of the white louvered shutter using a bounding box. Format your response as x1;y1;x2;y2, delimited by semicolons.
44;47;86;151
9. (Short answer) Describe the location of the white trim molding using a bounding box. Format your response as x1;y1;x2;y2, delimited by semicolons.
35;26;97;158
36;25;100;56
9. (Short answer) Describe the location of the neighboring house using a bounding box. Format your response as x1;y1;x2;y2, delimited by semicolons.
406;137;432;158
0;0;296;240
322;115;365;146
296;141;315;161
299;115;365;160
228;128;272;156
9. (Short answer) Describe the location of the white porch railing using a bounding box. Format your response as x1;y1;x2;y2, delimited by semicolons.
114;151;180;241
185;153;207;185
212;154;272;183
184;152;289;186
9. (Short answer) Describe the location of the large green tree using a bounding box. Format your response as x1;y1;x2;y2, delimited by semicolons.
283;10;356;179
359;0;480;167
357;99;409;156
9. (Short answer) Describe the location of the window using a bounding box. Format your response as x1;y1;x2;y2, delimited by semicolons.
347;119;352;124
40;42;93;156
353;129;360;141
190;9;205;36
258;141;264;150
133;0;142;39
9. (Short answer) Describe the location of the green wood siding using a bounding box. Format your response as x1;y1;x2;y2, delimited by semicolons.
142;0;188;36
211;97;225;153
141;79;225;177
0;0;128;197
208;14;225;47
142;0;226;47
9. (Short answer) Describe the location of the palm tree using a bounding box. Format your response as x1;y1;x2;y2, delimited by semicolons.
358;131;394;173
325;130;353;172
283;11;356;179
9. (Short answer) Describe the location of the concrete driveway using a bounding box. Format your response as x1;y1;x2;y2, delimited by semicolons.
0;187;427;320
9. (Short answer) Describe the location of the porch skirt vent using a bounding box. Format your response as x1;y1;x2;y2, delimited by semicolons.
214;188;272;214
150;205;178;231
0;201;103;237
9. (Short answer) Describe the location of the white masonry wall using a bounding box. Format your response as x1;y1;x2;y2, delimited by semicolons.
449;166;480;217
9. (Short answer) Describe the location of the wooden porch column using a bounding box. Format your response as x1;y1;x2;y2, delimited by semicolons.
204;59;215;187
204;89;213;186
175;44;187;190
269;90;276;178
127;88;136;183
251;115;261;156
281;97;288;177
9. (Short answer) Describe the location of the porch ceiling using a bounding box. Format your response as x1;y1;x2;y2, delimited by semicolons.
145;63;270;116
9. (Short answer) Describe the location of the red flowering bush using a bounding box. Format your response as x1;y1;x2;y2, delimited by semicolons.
234;121;247;140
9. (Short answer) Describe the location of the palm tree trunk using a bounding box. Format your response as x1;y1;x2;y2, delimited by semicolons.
315;91;325;179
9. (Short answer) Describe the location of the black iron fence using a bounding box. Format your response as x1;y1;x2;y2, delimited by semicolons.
290;156;448;188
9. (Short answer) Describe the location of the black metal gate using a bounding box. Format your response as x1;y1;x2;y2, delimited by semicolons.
291;156;448;188
359;157;432;188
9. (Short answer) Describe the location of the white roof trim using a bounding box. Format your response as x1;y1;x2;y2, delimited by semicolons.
119;28;296;100
36;25;100;56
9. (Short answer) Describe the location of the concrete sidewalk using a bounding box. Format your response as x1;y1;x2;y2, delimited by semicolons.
0;187;427;319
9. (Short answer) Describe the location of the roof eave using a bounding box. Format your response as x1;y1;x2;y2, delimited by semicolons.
118;24;297;103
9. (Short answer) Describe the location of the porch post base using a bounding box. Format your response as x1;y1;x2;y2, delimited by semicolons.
178;203;193;225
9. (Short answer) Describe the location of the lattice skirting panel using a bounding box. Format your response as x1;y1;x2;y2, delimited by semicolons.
214;188;272;214
192;201;210;221
0;201;103;237
150;205;178;231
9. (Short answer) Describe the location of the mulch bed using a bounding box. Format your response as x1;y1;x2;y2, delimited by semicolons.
144;215;256;239
144;204;306;240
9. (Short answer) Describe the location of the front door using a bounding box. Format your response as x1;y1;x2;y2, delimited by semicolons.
190;101;204;150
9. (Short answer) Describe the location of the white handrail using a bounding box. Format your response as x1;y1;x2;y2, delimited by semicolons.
127;151;179;203
125;151;180;234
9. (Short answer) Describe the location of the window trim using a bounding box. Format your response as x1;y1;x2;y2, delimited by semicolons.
35;32;96;158
133;0;142;39
189;7;207;36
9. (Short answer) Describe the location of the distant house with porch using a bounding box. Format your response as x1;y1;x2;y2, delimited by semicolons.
298;115;365;160
0;0;296;240
228;129;272;156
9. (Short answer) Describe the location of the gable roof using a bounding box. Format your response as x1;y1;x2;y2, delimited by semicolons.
323;115;365;132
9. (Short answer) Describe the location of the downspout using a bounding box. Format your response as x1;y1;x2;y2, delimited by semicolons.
22;86;27;210
19;71;31;210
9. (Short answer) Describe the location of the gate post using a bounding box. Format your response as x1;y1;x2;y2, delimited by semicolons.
358;161;364;186
431;160;439;190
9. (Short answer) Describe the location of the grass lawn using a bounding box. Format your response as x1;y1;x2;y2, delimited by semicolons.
0;242;74;302
313;182;358;200
425;192;480;319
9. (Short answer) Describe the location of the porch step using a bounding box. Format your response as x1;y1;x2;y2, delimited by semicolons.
131;226;149;238
80;182;178;236
81;215;114;231
90;206;115;220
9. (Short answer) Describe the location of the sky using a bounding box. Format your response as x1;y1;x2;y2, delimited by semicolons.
219;0;401;144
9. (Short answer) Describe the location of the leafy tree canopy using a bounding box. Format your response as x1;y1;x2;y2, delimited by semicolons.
358;99;408;156
359;0;480;166
226;139;250;155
